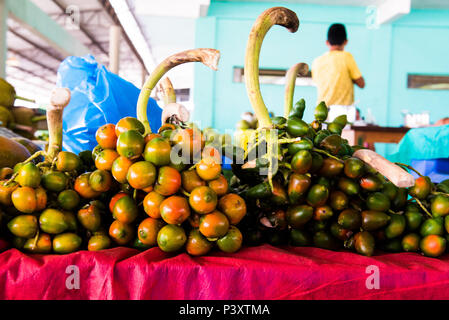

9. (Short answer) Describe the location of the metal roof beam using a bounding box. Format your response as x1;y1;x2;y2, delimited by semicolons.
6;0;89;57
8;48;58;73
50;0;108;55
8;28;64;63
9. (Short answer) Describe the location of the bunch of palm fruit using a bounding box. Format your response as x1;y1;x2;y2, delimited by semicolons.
228;6;449;258
0;49;248;256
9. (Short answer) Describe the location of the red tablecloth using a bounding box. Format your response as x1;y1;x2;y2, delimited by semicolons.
1;239;449;300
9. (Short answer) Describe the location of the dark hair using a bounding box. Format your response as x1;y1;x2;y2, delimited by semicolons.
327;23;347;45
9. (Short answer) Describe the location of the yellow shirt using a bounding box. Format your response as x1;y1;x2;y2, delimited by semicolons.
312;51;362;106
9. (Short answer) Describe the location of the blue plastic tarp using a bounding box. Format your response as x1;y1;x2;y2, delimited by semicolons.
389;124;449;165
56;55;162;154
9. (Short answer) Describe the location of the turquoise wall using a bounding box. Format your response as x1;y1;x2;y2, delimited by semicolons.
193;1;449;135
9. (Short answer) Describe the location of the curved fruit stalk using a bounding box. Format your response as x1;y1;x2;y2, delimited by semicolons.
137;48;220;135
46;88;71;162
157;77;176;106
244;7;299;129
284;62;309;118
243;7;299;189
158;77;190;125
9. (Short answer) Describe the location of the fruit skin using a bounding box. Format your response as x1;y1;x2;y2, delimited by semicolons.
208;175;228;196
77;205;102;232
199;210;230;238
360;175;382;192
338;209;362;230
392;188;407;210
431;195;449;217
0;136;31;169
288;173;311;204
246;181;272;199
306;184;329;207
402;233;420;252
11;186;37;213
409;176;432;200
382;181;398;201
288;138;313;155
286;205;313;229
89;169;112;192
74;172;101;199
116;130;145;159
313;205;333;221
384;214;406;239
157;224;187;252
144;137;171;166
196;158;221;181
15;162;41;188
88;233;111;251
113;195;138;224
420;217;444;237
154;166;181;196
0;180;18;206
109;220;134;245
56;151;81;172
318;158;344;177
126;161;156;190
329;190;348;211
96;123;118;149
405;209;423;231
42;171;68;192
63;211;78;231
344;157;364;179
160;196;191;225
23;233;52;253
143;191;165;219
186;229;213;256
53;233;82;254
290;229;312;246
420;234;446;257
111;156;133;184
181;170;206;193
218;193;247;225
109;192;127;213
354;231;375;256
286;116;309;137
314;101;328;121
138;217;165;246
189;186;217;214
7;215;38;238
115;117;145;136
319;134;343;155
217;226;243;253
366;192;391;212
361;211;391;231
291;150;312;174
313;231;339;250
39;208;69;234
330;222;353;241
337;177;359;196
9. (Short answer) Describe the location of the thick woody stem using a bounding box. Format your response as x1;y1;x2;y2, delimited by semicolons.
283;62;308;118
158;77;177;106
137;48;220;135
244;7;299;128
46;88;71;162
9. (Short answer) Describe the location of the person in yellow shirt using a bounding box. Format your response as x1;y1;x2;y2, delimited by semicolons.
312;23;365;122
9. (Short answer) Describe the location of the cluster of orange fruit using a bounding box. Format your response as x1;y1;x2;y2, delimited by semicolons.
90;117;247;255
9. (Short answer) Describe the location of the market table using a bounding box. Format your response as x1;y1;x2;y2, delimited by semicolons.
1;239;449;300
342;125;410;146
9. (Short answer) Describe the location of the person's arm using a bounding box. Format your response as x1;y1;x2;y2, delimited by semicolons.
346;53;364;89
353;77;365;88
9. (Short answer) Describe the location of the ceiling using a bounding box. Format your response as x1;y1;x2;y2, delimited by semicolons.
6;0;149;106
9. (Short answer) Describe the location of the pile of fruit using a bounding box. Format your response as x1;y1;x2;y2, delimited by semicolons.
229;6;449;258
0;50;247;256
1;6;449;260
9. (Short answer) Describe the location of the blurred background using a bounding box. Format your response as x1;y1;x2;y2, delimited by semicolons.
0;0;448;162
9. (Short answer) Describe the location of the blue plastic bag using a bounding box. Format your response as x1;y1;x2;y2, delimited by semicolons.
56;55;162;154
